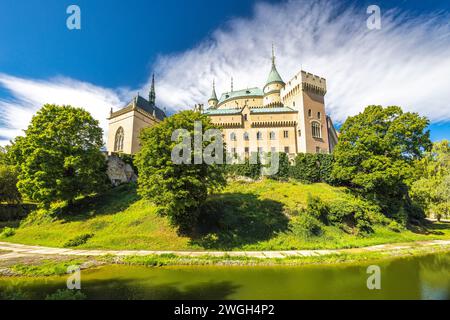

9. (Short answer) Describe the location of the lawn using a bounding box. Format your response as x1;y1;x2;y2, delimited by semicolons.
1;180;450;251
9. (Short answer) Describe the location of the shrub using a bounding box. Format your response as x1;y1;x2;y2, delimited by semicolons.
292;214;323;238
0;164;21;204
45;289;87;300
291;154;320;183
1;227;16;238
63;233;94;247
267;152;290;181
328;198;374;235
305;194;329;224
387;220;403;233
227;153;262;180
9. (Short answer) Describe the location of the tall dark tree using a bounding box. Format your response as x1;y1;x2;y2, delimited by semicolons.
8;104;107;206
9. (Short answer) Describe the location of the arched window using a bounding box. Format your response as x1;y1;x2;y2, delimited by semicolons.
308;109;312;117
317;111;321;119
312;122;321;139
257;131;263;140
244;132;249;141
269;131;276;140
114;127;124;152
230;132;237;141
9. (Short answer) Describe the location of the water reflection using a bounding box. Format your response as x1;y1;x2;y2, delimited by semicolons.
1;252;449;300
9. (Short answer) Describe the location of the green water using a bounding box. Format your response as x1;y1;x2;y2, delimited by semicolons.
1;252;450;300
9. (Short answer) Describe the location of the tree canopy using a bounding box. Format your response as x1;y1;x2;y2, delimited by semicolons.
8;104;107;205
332;105;432;219
135;110;226;233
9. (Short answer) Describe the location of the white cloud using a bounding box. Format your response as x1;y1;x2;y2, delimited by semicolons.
148;0;450;123
0;74;126;145
1;0;449;146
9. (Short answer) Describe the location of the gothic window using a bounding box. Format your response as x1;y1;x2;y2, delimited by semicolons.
230;132;237;141
114;127;124;152
244;132;249;141
257;131;263;140
312;122;322;139
269;131;276;140
317;111;321;119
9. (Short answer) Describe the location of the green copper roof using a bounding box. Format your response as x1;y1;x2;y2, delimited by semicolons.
203;108;243;115
218;87;264;104
265;63;284;86
209;81;218;101
251;107;296;114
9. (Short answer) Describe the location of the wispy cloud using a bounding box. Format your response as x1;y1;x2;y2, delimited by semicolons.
1;0;449;146
0;74;125;145
149;0;450;123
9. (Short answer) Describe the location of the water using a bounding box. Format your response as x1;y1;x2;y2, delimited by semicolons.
1;252;449;300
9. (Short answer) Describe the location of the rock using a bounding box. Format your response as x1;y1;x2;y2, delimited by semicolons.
106;155;137;186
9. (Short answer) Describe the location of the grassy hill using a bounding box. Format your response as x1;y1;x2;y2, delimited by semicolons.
1;180;450;250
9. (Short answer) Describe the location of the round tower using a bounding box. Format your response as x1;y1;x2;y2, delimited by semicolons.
208;80;219;108
263;46;285;106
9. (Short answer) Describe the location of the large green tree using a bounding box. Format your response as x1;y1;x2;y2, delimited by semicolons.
135;111;226;233
411;140;450;220
8;104;107;205
332;105;432;220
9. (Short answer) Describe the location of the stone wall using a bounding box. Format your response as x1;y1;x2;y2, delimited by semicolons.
106;155;137;186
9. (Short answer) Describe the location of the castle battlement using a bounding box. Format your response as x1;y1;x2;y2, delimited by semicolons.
281;70;327;98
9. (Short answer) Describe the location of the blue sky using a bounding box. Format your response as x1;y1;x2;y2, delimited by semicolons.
0;0;449;144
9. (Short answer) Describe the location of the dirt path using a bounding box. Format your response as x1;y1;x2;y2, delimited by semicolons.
1;240;450;260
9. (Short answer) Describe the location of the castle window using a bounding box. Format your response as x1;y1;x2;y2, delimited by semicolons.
114;127;124;152
257;131;263;140
283;130;289;138
230;132;237;141
293;101;296;107
298;129;301;137
244;114;248;121
258;147;264;154
269;131;276;140
244;132;249;141
317;112;321;119
231;147;237;155
308;109;312;117
271;147;276;153
316;147;321;153
245;147;249;154
284;146;290;153
312;122;322;138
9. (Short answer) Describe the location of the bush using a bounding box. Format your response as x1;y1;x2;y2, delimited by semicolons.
227;153;262;180
305;194;329;224
0;164;21;204
45;289;87;300
387;220;403;233
63;233;94;247
1;227;16;238
291;154;320;183
292;214;323;238
267;152;290;180
328;198;374;235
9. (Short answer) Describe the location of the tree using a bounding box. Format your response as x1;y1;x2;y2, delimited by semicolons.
332;105;431;220
135;110;226;233
0;164;21;204
8;104;107;206
411;140;450;220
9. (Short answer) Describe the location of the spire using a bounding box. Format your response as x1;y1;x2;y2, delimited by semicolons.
149;74;156;106
209;80;218;101
265;44;284;87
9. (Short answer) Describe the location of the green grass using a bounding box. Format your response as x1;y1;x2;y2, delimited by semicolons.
1;180;450;251
10;259;85;276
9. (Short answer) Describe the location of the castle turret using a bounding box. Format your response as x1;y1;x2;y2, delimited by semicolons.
208;80;219;108
263;45;285;106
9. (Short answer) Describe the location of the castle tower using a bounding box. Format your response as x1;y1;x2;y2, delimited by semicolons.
208;80;218;108
263;45;285;106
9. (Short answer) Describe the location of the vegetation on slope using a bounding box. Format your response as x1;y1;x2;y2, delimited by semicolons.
1;180;449;251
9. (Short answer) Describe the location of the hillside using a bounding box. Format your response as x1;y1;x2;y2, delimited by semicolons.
1;180;450;251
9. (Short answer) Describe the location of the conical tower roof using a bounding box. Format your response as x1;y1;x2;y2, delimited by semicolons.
209;80;218;101
265;46;284;86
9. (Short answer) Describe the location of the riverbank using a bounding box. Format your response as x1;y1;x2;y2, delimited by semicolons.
1;239;450;277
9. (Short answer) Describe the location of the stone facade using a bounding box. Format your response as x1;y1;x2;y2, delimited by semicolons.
106;75;166;155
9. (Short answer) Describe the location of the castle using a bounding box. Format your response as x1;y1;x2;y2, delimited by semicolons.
107;49;338;156
201;48;338;156
106;75;167;155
